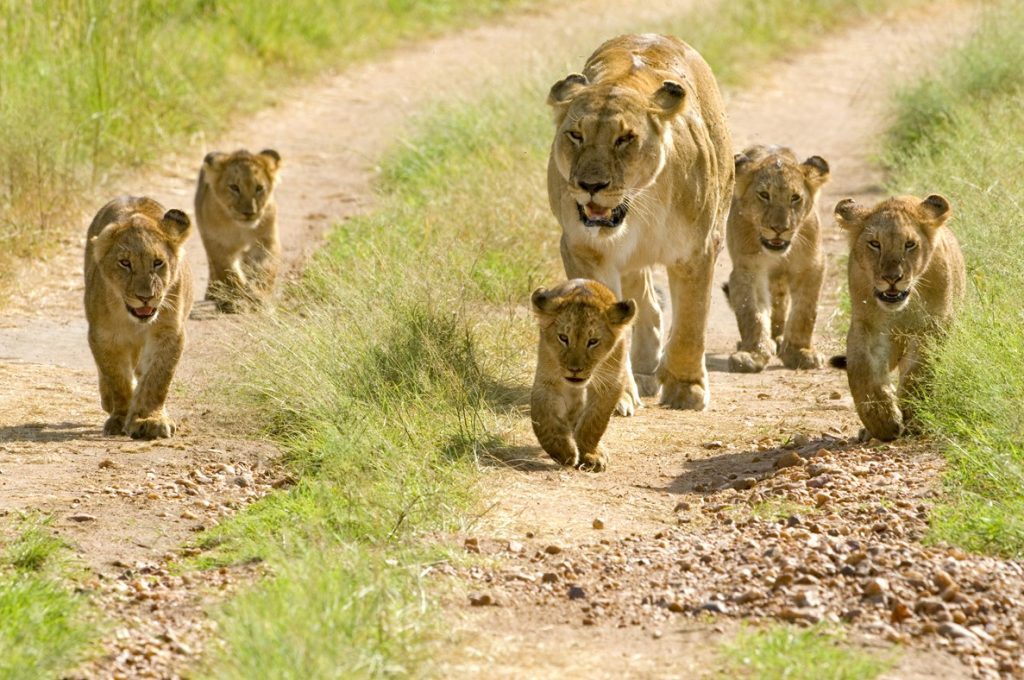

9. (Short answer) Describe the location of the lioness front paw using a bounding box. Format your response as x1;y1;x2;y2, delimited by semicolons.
634;372;661;398
779;344;824;370
659;373;709;411
615;374;643;417
128;416;176;440
103;414;127;436
578;450;607;473
728;351;769;373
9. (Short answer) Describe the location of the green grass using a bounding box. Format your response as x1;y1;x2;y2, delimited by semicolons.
882;0;1024;557
0;517;95;680
721;624;892;680
196;0;924;675
0;0;534;304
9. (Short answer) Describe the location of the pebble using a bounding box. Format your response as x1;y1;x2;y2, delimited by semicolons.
469;593;496;607
863;578;888;597
592;518;605;530
68;513;96;522
567;586;586;600
544;544;563;555
774;452;803;469
732;477;757;490
702;441;724;449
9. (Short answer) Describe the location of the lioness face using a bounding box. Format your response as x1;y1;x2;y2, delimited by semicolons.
92;211;190;323
734;150;829;255
548;75;687;231
836;195;951;312
532;281;636;385
205;149;280;226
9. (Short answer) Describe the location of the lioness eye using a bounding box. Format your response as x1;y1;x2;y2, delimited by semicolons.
868;240;881;250
587;338;600;348
565;131;583;144
790;194;802;204
615;133;635;148
905;240;917;250
118;259;131;269
255;185;264;194
229;184;241;194
757;191;770;202
153;259;164;269
557;334;569;346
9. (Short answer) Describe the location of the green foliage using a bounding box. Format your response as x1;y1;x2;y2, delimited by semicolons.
883;0;1024;556
721;624;892;680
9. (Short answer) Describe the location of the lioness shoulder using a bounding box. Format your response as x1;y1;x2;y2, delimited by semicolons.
530;279;635;472
724;145;830;372
195;148;282;313
834;193;966;441
84;196;194;439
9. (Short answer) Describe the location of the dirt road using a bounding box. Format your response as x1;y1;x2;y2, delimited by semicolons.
0;0;1006;677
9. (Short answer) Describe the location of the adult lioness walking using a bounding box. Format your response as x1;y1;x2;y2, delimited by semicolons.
547;34;733;414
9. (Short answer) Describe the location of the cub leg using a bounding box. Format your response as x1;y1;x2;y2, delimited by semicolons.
206;256;247;313
126;330;185;440
846;330;902;441
241;238;280;302
574;346;627;472
621;268;662;397
90;333;133;435
530;387;580;467
779;263;825;369
660;251;715;409
726;268;773;373
769;270;789;350
896;338;925;433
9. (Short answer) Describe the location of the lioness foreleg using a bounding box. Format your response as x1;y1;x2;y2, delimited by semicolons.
660;253;715;410
126;331;184;440
780;263;825;370
622;268;662;397
90;333;133;436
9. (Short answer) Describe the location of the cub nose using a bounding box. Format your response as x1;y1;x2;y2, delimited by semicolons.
136;294;153;304
578;180;609;195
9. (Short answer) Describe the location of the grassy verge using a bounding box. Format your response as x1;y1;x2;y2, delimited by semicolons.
0;0;534;304
882;0;1024;557
721;624;892;679
0;517;95;679
196;0;923;675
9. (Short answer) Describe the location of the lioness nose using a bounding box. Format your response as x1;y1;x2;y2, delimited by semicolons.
578;180;609;195
136;294;153;303
881;272;903;284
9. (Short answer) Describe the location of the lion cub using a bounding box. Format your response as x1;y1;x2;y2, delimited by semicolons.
84;196;194;439
834;194;965;441
530;279;636;471
724;145;830;372
194;148;281;312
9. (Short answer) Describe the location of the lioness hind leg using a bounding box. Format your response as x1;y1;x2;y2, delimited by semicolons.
622;269;662;397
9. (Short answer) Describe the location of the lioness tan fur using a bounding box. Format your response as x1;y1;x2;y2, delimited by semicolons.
834;194;965;441
547;33;733;415
531;279;636;472
195;148;281;312
84;196;194;439
724;145;830;372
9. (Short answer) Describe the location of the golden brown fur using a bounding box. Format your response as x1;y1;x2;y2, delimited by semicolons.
84;196;194;439
835;194;965;441
530;280;636;472
195;148;281;312
725;145;830;372
547;34;733;415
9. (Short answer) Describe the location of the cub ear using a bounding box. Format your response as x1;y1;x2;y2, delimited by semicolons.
203;151;227;178
547;73;588;108
90;224;118;265
161;209;192;246
651;80;686;117
606;299;636;326
834;198;867;230
734;153;753;174
259;148;282;172
531;287;557;315
801;155;830;189
918;193;952;228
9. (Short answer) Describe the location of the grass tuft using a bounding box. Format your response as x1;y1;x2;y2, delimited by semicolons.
721;624;893;680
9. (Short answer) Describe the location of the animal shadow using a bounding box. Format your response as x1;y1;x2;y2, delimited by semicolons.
479;443;561;473
0;421;96;444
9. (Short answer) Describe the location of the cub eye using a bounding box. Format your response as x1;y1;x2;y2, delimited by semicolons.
790;194;802;204
905;240;918;251
615;132;635;148
229;184;241;195
867;240;881;250
557;334;570;346
586;338;600;348
757;191;770;202
153;259;164;269
118;259;132;270
255;185;264;194
565;131;583;145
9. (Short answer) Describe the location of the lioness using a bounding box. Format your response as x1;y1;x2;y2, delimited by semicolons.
531;279;636;472
547;34;733;415
84;196;194;439
724;145;830;372
834;194;965;441
195;148;281;312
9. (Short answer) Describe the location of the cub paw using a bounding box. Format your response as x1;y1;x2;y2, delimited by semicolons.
128;416;176;440
102;414;127;436
634;373;661;398
577;450;607;472
779;344;824;370
728;351;769;373
658;373;709;411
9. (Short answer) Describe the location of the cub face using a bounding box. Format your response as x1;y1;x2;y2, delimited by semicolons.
90;210;191;323
203;149;281;225
532;279;636;384
734;147;829;255
547;74;687;230
836;194;952;312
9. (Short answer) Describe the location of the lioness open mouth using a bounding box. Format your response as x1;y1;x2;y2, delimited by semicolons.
577;201;627;228
127;304;158;321
564;376;587;384
760;237;790;252
874;289;910;305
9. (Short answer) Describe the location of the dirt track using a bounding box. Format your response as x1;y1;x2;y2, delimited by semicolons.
0;0;1004;677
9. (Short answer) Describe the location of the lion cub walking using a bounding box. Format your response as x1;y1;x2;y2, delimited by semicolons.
84;196;194;439
530;280;636;471
834;194;965;441
724;145;830;372
194;148;281;312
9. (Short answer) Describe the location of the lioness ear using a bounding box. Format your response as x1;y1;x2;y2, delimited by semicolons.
834;198;867;230
918;194;952;228
531;287;556;315
161;209;192;246
547;73;588;108
607;299;636;326
651;80;686;117
801;155;830;190
90;225;118;265
259;149;281;172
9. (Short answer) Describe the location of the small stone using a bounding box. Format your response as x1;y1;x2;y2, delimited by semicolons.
68;513;96;522
271;475;296;489
734;590;762;604
934;570;956;591
568;586;586;600
180;510;199;520
231;475;250;488
674;501;691;512
814;492;829;507
937;622;977;641
732;477;757;490
541;572;559;584
891;601;912;624
592;518;605;530
792;433;811;447
507;540;524;554
544;544;563;555
699;601;729;614
469;593;496;607
668;601;685;613
702;441;724;449
582;617;595;626
864;578;888;597
98;459;116;469
463;537;480;553
774;452;803;469
794;589;821;608
829;391;842;400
